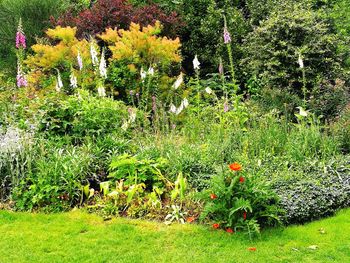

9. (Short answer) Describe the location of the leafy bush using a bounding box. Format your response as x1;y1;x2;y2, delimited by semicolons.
200;163;282;237
331;106;350;153
309;79;349;119
53;0;182;38
37;90;129;140
242;2;345;105
13;141;92;211
25;26;94;91
273;159;350;224
108;154;169;189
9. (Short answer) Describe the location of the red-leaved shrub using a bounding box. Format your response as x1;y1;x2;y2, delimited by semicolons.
51;0;182;38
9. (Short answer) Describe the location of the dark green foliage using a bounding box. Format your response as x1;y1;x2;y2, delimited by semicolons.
242;2;346;100
309;79;349;118
178;0;249;76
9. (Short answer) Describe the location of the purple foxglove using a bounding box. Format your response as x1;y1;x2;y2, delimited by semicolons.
223;27;231;44
15;19;26;49
16;73;27;88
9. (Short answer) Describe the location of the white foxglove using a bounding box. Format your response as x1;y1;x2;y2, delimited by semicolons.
77;51;83;70
99;50;107;79
70;72;78;88
205;87;213;94
140;68;147;80
182;98;189;108
56;71;63;92
97;85;106;97
90;42;99;66
176;103;184;115
173;73;183;89
169;104;177;113
298;54;304;69
148;66;155;76
193;55;200;70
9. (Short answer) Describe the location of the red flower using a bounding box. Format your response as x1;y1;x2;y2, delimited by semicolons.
187;217;195;223
248;247;257;251
239;176;245;183
212;223;220;229
243;212;247;220
210;193;218;200
229;163;242;171
226;228;234;233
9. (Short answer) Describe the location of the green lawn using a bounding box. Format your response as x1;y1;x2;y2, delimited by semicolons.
0;209;349;263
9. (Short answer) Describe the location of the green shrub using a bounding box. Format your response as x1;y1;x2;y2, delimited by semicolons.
13;140;92;211
331;106;350;153
37;91;130;140
242;2;346;113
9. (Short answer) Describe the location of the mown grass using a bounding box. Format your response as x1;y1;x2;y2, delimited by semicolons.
0;209;349;263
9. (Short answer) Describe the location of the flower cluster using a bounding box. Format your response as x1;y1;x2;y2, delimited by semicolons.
16;18;26;49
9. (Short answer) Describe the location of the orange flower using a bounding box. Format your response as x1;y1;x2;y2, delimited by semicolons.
229;163;242;171
226;228;234;233
210;193;218;200
212;223;220;229
248;247;257;251
243;212;247;220
239;176;245;183
187;217;195;223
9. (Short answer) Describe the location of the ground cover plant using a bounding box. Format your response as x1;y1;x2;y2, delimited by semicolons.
0;0;350;261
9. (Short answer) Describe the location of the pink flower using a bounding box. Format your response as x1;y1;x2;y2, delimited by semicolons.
16;73;27;88
15;19;26;49
223;27;231;44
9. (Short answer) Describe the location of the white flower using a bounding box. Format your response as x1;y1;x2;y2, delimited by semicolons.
297;106;308;117
128;108;137;123
205;87;213;94
70;72;78;88
298;54;304;69
99;50;107;79
176;103;184;115
182;98;189;108
121;121;129;131
193;55;200;70
56;71;63;92
173;73;183;89
169;104;177;113
140;68;147;80
97;85;106;97
90;42;99;66
77;51;83;70
148;66;155;76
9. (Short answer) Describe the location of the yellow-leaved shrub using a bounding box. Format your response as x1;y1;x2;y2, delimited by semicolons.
25;26;98;92
99;21;181;69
